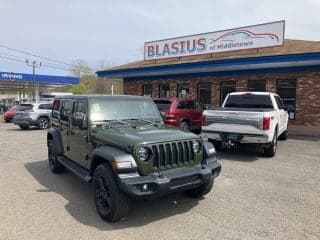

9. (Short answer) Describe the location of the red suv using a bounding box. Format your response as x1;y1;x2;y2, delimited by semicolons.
154;98;204;131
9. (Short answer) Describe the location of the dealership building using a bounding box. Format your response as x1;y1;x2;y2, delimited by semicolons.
97;21;320;134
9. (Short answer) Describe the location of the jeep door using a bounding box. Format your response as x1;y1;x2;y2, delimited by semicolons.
59;99;73;153
67;100;89;167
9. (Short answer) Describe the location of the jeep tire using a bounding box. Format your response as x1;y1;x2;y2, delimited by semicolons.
48;140;65;173
185;179;214;198
93;163;130;222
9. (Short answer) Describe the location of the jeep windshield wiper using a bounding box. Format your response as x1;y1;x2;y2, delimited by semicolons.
92;119;128;125
122;118;152;124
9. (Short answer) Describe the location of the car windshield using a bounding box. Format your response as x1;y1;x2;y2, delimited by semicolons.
89;98;162;122
154;100;171;111
224;94;274;108
15;104;34;111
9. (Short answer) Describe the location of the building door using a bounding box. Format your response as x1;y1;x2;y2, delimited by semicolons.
177;83;190;98
159;84;170;98
198;83;212;107
277;79;297;120
220;81;236;105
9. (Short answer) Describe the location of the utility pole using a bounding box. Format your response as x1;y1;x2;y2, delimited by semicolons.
26;59;41;101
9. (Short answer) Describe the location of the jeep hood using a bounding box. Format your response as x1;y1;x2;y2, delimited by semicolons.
91;125;199;151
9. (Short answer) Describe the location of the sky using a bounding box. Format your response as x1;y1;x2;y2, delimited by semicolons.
0;0;319;76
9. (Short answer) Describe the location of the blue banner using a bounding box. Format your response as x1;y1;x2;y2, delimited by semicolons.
0;71;79;85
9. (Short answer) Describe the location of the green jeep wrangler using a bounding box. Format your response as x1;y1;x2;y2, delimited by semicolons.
47;95;221;222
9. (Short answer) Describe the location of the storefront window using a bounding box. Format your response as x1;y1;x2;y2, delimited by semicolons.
248;80;266;91
177;83;190;98
159;84;170;98
198;83;212;106
220;81;236;105
142;84;152;97
277;79;296;120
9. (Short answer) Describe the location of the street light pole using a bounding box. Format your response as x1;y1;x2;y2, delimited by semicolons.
26;59;41;101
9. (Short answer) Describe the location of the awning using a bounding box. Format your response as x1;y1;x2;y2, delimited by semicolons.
96;52;320;80
0;72;79;91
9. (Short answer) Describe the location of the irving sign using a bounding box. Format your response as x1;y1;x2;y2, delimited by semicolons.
144;20;285;60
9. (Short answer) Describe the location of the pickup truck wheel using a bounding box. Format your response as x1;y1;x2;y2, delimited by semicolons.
93;163;130;222
264;131;278;157
48;140;65;173
185;179;214;198
179;121;190;132
39;117;49;130
19;125;29;130
279;129;288;140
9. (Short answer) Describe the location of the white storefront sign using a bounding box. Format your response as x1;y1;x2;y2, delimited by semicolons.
144;20;285;60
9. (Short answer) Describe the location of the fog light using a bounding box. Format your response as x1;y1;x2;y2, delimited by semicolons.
142;184;149;192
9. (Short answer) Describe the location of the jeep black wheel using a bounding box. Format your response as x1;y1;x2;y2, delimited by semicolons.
48;140;65;173
185;179;214;198
19;125;29;130
93;163;130;222
263;130;278;157
39;117;49;130
179;121;190;132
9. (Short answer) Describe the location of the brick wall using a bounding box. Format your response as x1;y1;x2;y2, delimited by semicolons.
123;71;320;126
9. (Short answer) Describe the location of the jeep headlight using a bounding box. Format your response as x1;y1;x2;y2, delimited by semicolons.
136;146;150;162
192;140;201;153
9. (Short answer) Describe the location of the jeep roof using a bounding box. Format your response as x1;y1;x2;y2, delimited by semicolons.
54;94;151;100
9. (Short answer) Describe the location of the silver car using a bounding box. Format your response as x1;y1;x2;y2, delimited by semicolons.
13;102;53;130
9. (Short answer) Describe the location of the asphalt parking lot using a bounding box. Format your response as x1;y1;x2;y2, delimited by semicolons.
0;122;319;240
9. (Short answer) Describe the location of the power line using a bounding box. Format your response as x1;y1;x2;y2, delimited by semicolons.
0;55;26;64
0;44;97;72
0;54;93;74
0;44;72;67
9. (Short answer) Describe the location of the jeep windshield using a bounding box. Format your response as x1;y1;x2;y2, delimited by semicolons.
89;98;162;124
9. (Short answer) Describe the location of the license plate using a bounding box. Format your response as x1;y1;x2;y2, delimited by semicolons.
226;133;239;141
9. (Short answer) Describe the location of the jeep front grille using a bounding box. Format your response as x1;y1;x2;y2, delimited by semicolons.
151;141;195;169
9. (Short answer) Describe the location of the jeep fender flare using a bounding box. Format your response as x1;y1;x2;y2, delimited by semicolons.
47;128;64;155
90;146;137;176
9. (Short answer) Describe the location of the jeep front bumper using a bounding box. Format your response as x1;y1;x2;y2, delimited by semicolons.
117;160;221;197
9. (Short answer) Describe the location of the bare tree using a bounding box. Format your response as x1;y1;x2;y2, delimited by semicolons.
69;59;93;78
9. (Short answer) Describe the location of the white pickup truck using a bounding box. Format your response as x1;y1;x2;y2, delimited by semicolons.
201;92;289;157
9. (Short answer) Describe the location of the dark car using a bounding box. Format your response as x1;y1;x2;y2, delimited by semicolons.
154;98;204;132
3;105;17;122
47;95;221;222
